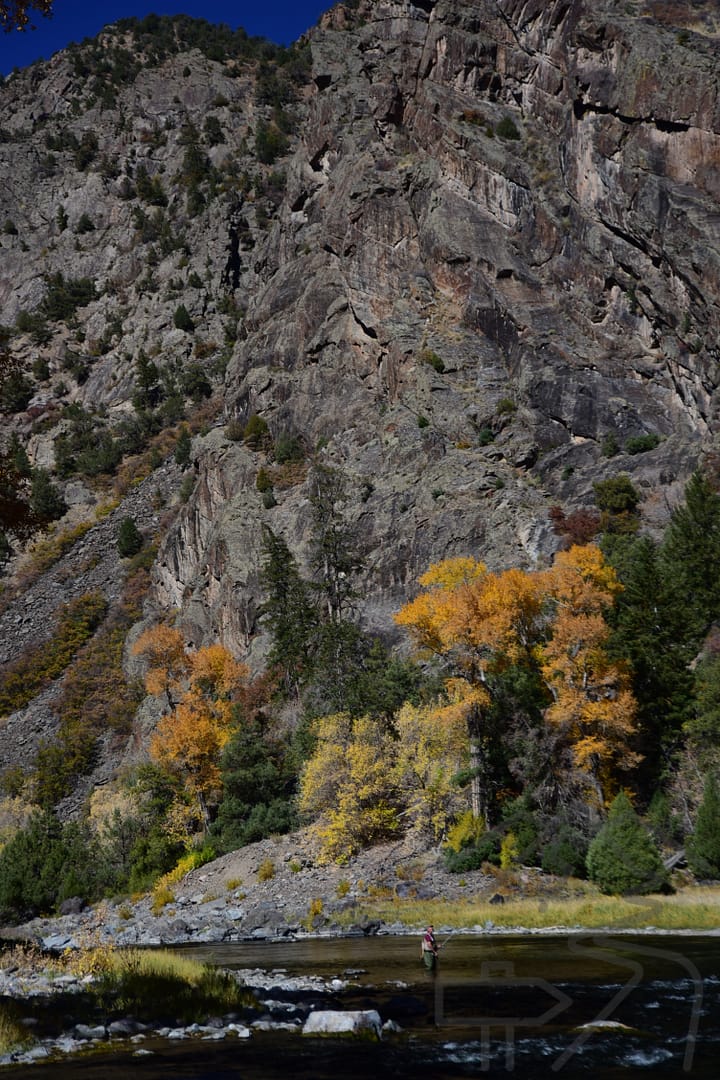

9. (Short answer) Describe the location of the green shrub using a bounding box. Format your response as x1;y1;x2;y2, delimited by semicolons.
274;432;304;464
255;120;289;165
173;304;195;333
686;773;720;879
174;425;192;468
75;213;95;234
496;115;520;140
0;367;34;411
477;427;495;446
625;433;661;455
444;829;502;872
135;165;167;206
179;473;196;503
421;348;445;373
601;432;620;457
180;363;211;402
29;467;66;522
243;413;270;449
586;792;669;895
593;474;640;513
256;467;273;493
15;309;51;345
224;418;244;441
541;826;588;877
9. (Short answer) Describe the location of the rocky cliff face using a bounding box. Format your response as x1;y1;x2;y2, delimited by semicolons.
1;1;719;783
154;0;720;659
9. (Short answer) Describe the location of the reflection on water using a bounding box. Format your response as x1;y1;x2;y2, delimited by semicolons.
12;934;720;1078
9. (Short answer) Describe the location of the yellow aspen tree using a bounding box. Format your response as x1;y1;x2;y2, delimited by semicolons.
541;545;640;810
298;713;400;862
393;699;467;840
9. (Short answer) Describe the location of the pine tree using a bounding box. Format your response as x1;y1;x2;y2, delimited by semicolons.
309;465;362;621
117;515;143;557
29;467;66;523
174;425;192;468
212;719;297;851
260;527;318;696
686;773;720;879
661;470;720;639
606;535;695;792
586;791;669;895
173;304;194;333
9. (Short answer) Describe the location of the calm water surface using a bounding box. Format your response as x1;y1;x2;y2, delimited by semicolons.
13;934;720;1079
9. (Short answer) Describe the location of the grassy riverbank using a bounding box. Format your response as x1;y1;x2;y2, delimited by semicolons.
340;885;720;932
0;945;252;1054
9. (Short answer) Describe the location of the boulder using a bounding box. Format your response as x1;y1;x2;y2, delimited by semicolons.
302;1009;382;1039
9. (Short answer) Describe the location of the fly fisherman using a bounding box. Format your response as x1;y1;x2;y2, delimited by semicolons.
421;924;440;972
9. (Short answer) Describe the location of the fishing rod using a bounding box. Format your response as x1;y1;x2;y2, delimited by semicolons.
440;929;457;948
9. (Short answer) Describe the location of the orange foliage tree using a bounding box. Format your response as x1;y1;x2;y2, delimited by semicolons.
132;625;189;700
395;556;548;820
395;545;638;819
133;627;248;829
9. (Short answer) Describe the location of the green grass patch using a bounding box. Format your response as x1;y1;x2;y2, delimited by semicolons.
0;1002;34;1054
94;948;253;1022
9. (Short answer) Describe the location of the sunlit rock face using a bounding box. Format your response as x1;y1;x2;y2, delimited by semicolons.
154;0;719;657
1;1;719;786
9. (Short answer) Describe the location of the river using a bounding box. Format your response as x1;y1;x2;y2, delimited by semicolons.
11;933;720;1078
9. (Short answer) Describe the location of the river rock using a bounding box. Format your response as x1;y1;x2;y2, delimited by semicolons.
302;1009;382;1039
74;1023;107;1039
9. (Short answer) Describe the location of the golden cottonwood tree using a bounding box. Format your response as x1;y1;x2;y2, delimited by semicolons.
395;557;548;819
396;545;638;819
541;546;639;809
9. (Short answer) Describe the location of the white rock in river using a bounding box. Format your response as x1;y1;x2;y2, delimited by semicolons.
302;1010;382;1039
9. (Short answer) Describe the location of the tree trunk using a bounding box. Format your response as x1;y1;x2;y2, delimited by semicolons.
198;790;211;834
469;736;483;821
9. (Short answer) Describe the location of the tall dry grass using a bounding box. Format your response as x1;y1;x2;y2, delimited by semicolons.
340;886;720;932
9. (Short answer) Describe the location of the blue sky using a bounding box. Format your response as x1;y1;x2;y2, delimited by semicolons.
0;1;332;74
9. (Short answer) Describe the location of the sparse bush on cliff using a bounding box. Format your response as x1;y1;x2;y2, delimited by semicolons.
496;115;520;140
243;413;270;449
